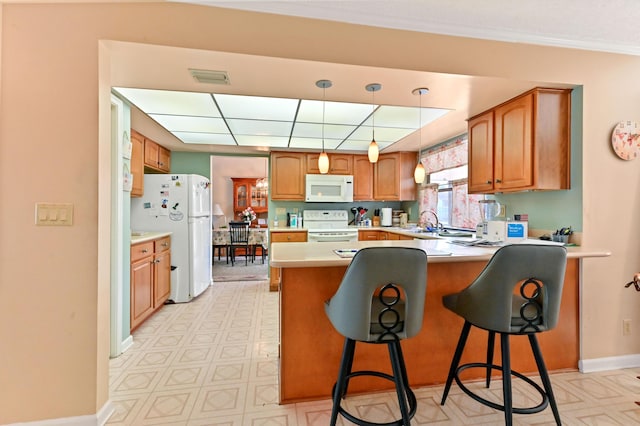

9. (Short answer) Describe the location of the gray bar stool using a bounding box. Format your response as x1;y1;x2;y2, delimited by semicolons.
325;247;428;426
440;244;567;425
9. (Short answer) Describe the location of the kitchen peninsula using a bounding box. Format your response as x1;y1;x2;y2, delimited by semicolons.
271;239;609;404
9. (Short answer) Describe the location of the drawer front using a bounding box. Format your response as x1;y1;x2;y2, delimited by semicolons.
155;236;171;253
131;241;154;262
271;232;307;243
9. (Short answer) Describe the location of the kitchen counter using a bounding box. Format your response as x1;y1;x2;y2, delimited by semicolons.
270;238;609;268
130;231;172;244
273;239;609;404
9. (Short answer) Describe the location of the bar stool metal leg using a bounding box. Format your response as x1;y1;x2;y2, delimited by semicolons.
441;321;471;405
486;331;496;388
529;334;562;425
500;333;513;426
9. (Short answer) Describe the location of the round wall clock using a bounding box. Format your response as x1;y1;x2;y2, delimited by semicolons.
611;121;640;160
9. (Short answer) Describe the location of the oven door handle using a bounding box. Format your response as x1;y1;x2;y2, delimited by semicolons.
308;233;358;242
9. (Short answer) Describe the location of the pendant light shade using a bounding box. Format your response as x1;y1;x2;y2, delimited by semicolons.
414;162;426;183
316;79;332;174
413;87;429;184
368;141;379;163
365;83;381;163
318;152;330;174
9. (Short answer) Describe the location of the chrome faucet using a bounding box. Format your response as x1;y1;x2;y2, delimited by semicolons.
418;210;440;230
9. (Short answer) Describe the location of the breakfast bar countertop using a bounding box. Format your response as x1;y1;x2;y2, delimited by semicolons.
270;238;610;268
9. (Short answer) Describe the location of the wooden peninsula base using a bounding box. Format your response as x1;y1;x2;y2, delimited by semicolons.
279;259;579;404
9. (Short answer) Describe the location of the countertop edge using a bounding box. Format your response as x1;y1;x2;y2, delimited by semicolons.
131;231;172;244
270;239;610;268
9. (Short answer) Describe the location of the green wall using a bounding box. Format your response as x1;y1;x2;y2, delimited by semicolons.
171;152;212;179
494;86;583;231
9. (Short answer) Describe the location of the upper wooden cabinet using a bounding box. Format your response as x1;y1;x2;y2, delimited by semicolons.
131;129;171;176
468;87;571;194
305;153;353;175
373;152;417;201
353;155;374;201
270;152;305;200
130;130;145;197
232;178;268;216
144;138;171;173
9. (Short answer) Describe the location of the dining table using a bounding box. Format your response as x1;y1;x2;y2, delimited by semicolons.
211;227;268;264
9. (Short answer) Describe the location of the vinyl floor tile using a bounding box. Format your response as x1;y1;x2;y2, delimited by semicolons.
108;277;640;425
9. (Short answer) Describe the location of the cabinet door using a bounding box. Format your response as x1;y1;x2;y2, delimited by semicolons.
158;146;171;172
468;110;495;193
271;152;305;200
494;93;533;191
353;155;373;200
306;153;353;175
131;130;144;197
373;152;416;201
131;257;153;331
154;250;171;307
144;139;159;168
373;154;401;200
235;181;248;210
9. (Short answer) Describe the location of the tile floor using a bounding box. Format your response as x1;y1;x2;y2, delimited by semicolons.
108;278;640;425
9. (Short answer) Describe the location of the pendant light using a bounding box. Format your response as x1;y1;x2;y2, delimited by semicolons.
365;83;381;163
316;79;332;174
413;87;429;184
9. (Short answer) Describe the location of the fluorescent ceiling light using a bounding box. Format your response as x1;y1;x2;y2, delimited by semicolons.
113;87;452;151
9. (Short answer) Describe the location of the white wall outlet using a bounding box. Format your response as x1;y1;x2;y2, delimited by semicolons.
623;319;632;336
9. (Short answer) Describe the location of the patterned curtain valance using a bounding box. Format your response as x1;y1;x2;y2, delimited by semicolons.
423;138;467;174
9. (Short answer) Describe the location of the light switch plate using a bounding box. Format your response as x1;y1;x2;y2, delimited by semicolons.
35;203;74;226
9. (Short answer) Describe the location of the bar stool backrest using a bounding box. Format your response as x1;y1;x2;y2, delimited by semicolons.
325;247;427;342
454;244;567;334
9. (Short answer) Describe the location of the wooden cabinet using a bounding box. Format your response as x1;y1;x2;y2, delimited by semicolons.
270;152;305;200
232;178;268;219
143;137;171;173
269;230;307;291
468;87;571;194
130;235;171;331
353;155;374;200
373;152;417;201
358;230;380;241
271;151;416;201
130;241;154;331
131;129;171;175
130;130;145;197
306;153;353;175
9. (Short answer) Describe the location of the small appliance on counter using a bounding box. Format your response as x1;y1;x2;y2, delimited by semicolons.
380;208;393;226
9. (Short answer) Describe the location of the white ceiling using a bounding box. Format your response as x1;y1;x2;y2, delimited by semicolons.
109;0;640;155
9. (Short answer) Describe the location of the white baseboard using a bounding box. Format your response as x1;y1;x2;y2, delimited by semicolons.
7;400;113;426
580;354;640;373
121;335;134;353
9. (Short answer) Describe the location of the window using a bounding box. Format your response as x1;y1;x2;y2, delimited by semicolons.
418;137;484;229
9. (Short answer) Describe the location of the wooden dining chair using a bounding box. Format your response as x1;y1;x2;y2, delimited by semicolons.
228;221;251;266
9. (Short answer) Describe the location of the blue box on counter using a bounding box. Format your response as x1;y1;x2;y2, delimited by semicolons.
506;221;527;241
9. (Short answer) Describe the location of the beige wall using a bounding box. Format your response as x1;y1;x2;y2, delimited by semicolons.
1;2;639;423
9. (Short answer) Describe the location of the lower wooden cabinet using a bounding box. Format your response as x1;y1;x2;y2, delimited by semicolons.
269;231;307;291
131;236;171;331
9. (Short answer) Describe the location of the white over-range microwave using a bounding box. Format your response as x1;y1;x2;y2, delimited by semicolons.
305;174;354;202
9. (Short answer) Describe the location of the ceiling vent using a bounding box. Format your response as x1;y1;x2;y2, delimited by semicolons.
189;69;230;85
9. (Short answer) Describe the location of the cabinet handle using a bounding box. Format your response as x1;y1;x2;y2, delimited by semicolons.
486;180;492;184
141;249;149;253
496;179;502;183
161;242;169;247
287;236;291;241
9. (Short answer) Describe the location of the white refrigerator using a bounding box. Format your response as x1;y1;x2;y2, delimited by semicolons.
131;174;212;303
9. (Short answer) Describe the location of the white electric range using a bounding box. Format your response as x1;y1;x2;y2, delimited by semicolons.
303;210;359;242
